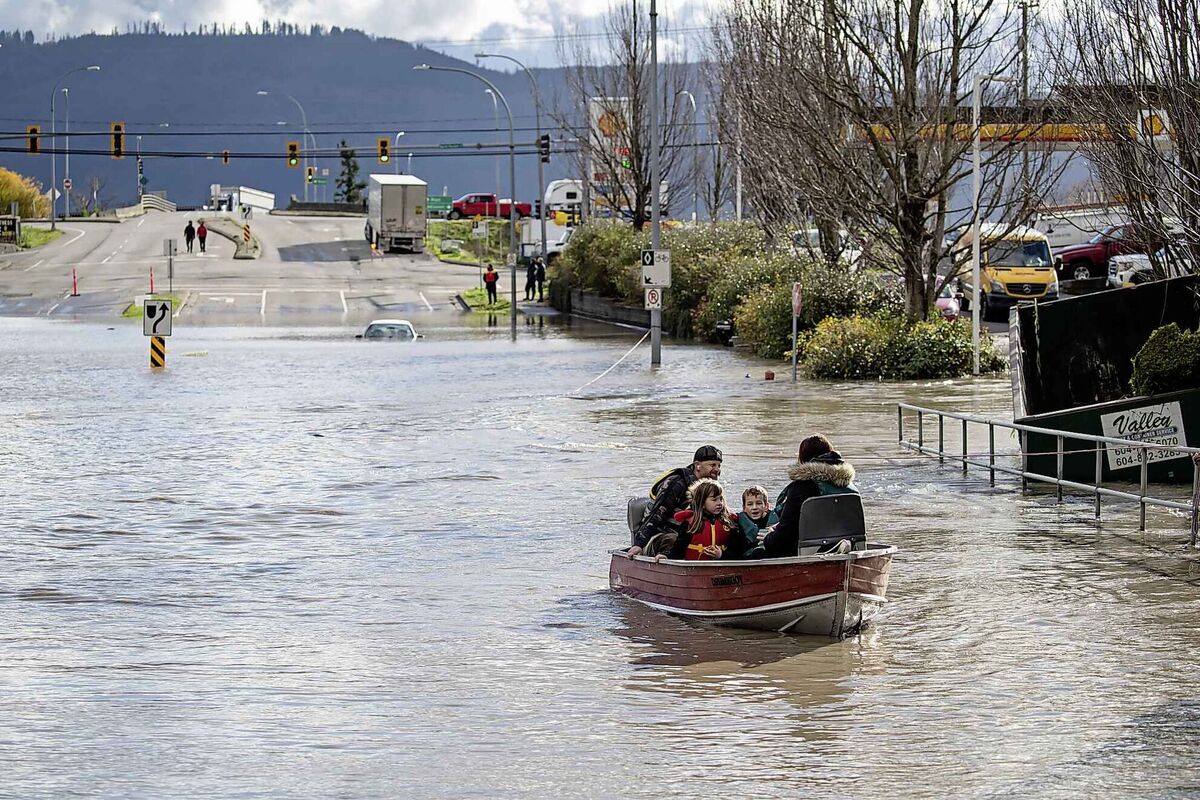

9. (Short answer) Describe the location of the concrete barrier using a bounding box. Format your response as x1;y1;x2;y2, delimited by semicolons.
202;216;261;260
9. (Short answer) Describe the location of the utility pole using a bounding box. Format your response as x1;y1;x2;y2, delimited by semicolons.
649;0;662;366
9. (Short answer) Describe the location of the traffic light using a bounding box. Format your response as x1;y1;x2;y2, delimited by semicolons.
538;133;551;163
306;166;315;184
222;150;230;165
287;141;300;167
378;138;390;163
27;125;39;154
110;122;125;160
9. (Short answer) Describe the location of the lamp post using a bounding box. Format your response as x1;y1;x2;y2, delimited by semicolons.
484;89;501;216
393;131;406;174
407;152;413;174
415;64;518;340
971;72;1015;375
257;90;313;202
476;51;549;263
50;65;100;230
675;89;698;222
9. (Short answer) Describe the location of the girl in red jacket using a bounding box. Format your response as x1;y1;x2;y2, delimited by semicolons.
667;478;739;560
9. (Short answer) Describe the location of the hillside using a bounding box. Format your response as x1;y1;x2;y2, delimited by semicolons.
0;30;572;209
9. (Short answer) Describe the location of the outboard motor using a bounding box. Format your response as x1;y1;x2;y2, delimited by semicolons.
627;496;652;545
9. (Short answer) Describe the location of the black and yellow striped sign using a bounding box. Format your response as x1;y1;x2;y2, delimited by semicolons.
150;336;166;368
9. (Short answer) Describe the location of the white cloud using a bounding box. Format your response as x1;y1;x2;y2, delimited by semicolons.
0;0;714;66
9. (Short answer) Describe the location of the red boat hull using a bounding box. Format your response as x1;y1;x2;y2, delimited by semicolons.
609;546;895;638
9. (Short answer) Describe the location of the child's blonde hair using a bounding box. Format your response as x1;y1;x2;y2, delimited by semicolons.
686;478;731;535
742;485;768;505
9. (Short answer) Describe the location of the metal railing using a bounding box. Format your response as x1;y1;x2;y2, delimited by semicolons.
897;402;1200;545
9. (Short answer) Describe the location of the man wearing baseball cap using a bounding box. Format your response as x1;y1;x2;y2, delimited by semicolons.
628;445;723;556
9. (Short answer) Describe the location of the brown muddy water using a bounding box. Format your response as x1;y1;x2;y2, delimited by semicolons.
3;315;1200;799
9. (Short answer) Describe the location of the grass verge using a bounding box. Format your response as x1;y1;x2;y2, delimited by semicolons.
462;286;511;313
121;294;183;319
19;228;64;249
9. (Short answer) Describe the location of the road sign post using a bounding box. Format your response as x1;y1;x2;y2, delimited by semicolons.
144;298;172;369
163;239;176;294
792;282;803;383
641;248;671;366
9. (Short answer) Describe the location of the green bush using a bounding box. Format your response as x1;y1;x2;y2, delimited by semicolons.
801;314;1005;379
553;222;646;302
1131;323;1200;395
733;283;801;359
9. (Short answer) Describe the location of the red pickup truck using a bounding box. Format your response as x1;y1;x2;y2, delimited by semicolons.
449;193;533;220
1056;223;1167;280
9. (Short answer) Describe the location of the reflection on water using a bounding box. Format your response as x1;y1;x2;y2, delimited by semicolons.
2;315;1200;798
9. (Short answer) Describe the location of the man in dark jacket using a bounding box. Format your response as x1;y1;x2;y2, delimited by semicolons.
535;257;547;301
628;445;723;556
756;434;857;558
524;260;537;301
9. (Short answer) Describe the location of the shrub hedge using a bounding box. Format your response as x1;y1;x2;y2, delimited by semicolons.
802;314;1006;379
1131;323;1200;396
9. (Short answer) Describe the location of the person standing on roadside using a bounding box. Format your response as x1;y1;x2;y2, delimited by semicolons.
196;220;208;253
524;259;537;301
483;263;499;305
183;220;195;253
535;257;547;302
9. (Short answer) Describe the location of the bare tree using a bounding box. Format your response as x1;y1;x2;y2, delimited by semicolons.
701;61;736;221
1055;0;1200;275
553;3;693;230
714;0;1066;318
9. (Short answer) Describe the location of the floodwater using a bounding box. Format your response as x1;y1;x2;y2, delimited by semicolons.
3;314;1200;799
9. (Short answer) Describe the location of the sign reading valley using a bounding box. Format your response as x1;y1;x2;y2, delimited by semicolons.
1100;401;1188;470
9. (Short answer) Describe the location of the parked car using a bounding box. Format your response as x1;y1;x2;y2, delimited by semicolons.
935;282;961;321
449;193;532;220
1056;223;1168;280
356;319;421;340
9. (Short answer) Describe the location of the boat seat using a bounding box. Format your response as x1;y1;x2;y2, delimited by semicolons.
627;496;652;543
796;494;867;556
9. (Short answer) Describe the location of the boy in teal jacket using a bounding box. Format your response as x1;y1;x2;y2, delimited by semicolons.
734;486;778;556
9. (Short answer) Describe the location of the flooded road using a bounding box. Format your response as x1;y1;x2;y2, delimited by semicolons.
3;315;1200;798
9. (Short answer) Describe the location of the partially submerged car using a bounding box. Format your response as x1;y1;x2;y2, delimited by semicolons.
356;319;422;340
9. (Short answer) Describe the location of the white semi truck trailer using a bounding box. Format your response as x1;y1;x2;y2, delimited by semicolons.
365;174;427;254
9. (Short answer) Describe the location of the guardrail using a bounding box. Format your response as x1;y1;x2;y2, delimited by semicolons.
141;194;176;214
897;402;1200;545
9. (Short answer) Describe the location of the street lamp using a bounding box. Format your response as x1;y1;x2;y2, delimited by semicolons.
49;65;99;230
414;63;518;340
971;72;1016;376
257;89;315;202
476;51;549;263
62;88;70;218
484;89;501;215
407;152;413;174
393;131;406;174
675;89;699;223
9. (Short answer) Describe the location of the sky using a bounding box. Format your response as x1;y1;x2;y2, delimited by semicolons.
0;0;716;67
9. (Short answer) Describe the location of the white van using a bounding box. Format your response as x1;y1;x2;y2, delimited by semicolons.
544;180;584;214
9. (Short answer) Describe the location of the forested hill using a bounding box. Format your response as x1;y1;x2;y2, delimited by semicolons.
0;28;572;208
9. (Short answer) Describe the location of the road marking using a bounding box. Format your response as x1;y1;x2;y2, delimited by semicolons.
137;217;146;228
59;227;87;248
419;292;434;312
22;259;44;272
101;253;115;264
260;290;267;316
340;290;348;313
47;302;60;315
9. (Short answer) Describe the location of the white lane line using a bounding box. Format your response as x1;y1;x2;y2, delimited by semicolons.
47;302;60;315
22;259;44;273
418;292;434;312
340;290;348;313
260;289;267;316
101;253;115;264
137;217;146;227
58;227;87;248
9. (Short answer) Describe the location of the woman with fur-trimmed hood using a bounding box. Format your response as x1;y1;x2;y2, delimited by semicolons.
757;434;858;558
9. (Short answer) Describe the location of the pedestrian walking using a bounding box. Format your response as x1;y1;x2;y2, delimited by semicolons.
535;257;547;302
183;220;195;254
196;220;208;253
483;263;499;305
524;259;537;301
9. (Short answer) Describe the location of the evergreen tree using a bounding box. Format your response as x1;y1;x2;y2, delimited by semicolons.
336;140;366;204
